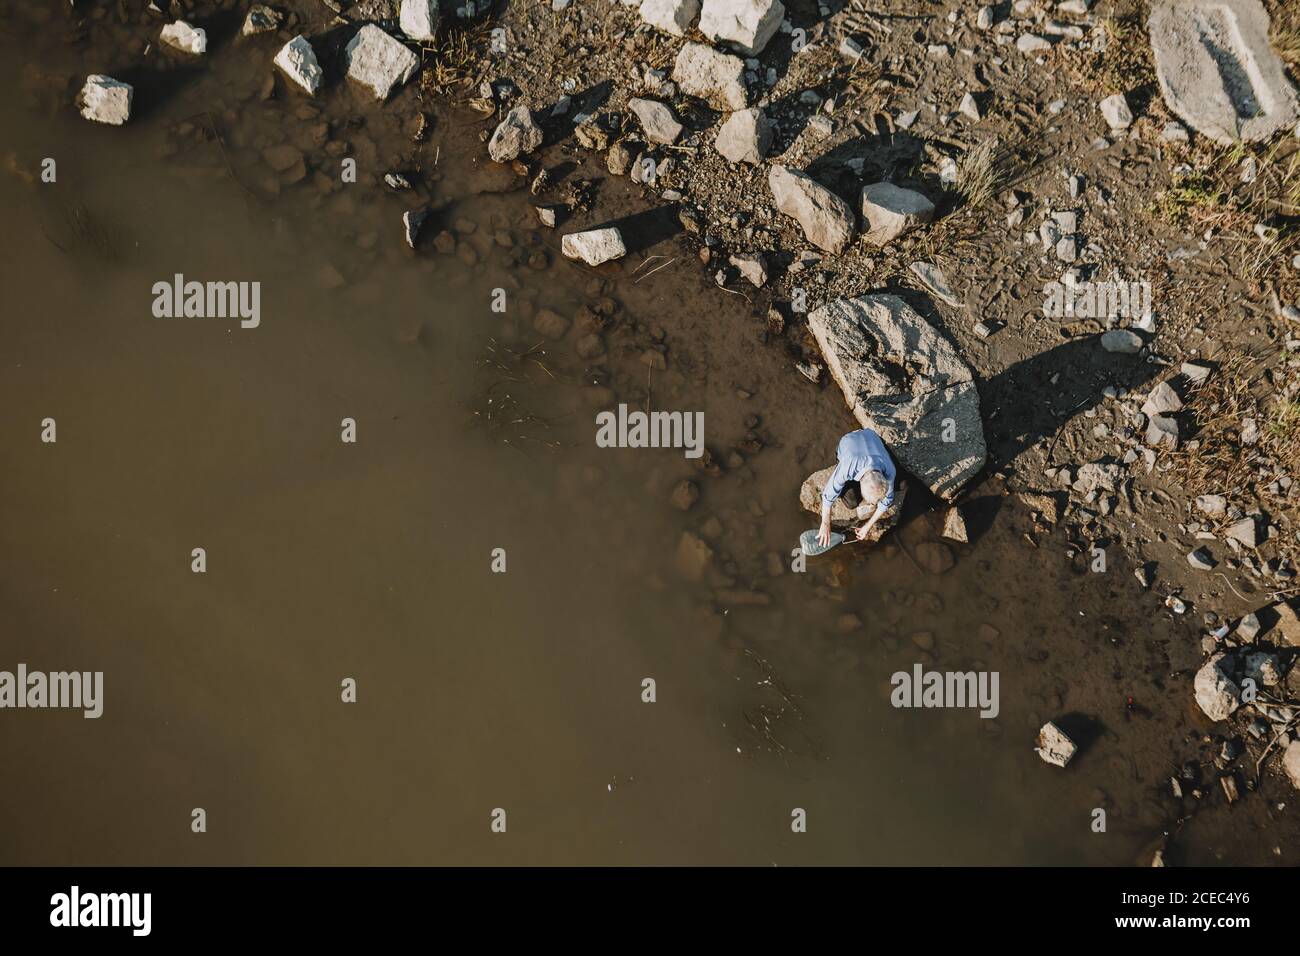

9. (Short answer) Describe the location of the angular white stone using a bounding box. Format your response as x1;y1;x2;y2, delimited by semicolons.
345;24;419;100
562;227;627;266
1194;653;1240;721
672;42;748;111
77;75;133;125
1099;92;1133;130
860;182;936;245
698;0;785;55
628;98;682;144
400;0;440;40
1141;380;1183;416
274;36;324;95
714;106;772;163
161;20;207;54
639;0;700;36
488;106;544;162
942;506;968;543
729;252;768;287
1035;722;1077;767
768;165;855;254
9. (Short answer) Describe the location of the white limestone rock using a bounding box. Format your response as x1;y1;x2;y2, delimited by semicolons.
562;227;627;266
1035;722;1077;767
1194;653;1241;722
345;24;420;100
859;182;936;245
672;42;748;111
639;0;700;36
1099;92;1134;130
161;20;208;54
77;75;133;125
698;0;785;55
274;36;324;95
400;0;440;40
768;165;855;254
628;98;683;144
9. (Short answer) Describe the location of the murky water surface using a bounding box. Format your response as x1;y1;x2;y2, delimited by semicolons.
0;6;1256;866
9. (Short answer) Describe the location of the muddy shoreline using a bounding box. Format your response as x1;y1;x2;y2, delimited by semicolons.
1;0;1298;864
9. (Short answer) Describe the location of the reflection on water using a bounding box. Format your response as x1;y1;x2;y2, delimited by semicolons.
0;12;1250;866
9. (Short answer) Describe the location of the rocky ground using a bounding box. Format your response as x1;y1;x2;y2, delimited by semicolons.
25;0;1300;849
458;0;1300;808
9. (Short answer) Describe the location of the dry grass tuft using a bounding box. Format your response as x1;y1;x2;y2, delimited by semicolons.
1169;351;1300;521
1154;140;1300;288
421;18;498;96
1094;7;1157;96
1267;0;1300;75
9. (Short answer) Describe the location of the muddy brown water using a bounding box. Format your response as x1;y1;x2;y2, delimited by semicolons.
0;7;1286;866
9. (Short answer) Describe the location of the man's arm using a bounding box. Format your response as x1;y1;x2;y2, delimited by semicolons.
821;456;854;517
856;500;888;540
818;456;854;545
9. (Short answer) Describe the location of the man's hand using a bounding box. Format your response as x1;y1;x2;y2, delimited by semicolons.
855;502;887;541
817;519;832;548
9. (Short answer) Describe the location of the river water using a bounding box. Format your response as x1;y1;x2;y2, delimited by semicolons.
0;4;1275;866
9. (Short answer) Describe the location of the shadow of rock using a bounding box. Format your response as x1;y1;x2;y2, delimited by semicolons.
954;493;1004;543
587;203;683;257
979;335;1160;471
1052;712;1105;757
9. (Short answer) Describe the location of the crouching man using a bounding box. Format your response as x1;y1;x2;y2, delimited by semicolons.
817;428;898;547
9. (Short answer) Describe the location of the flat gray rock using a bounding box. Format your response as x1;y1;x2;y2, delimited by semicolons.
909;260;960;306
1148;0;1300;144
807;294;987;501
714;106;772;164
1101;328;1143;353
